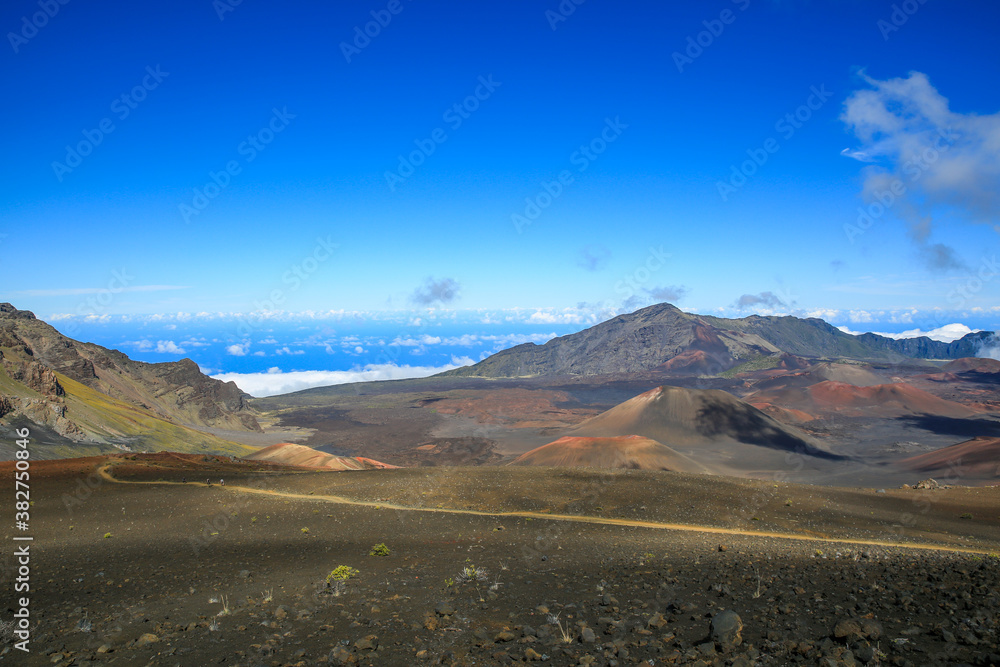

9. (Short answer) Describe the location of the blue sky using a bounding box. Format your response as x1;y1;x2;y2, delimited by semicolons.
2;0;999;393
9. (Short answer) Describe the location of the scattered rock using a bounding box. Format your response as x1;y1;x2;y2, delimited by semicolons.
435;601;455;617
134;633;158;648
711;610;743;650
328;646;351;665
647;612;668;629
494;629;515;642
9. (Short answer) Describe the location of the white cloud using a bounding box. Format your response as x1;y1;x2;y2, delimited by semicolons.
155;340;185;354
213;359;473;398
226;342;250;356
804;308;840;320
842;71;1000;237
847;310;876;323
390;334;443;347
275;346;305;356
527;309;587;324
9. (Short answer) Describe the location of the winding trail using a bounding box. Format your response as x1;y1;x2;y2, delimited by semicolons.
96;464;999;556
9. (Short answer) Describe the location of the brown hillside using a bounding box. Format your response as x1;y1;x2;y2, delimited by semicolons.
568;385;832;457
245;442;396;470
899;437;1000;479
509;435;711;473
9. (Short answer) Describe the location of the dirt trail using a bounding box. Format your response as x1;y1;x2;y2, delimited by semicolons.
96;464;998;556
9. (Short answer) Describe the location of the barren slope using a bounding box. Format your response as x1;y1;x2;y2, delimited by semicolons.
509;435;711;473
568;385;832;457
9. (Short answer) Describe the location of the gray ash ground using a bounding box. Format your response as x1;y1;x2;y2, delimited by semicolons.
4;459;999;666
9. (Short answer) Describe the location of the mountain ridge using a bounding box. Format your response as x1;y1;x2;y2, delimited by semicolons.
441;303;994;378
0;303;259;457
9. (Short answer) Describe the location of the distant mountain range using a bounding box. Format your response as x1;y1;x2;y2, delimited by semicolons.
0;303;259;458
442;303;994;378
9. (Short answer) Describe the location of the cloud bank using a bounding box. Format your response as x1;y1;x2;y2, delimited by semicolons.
213;358;474;397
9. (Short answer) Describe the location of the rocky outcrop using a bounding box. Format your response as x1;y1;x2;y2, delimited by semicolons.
2;356;64;396
0;302;261;434
0;394;83;439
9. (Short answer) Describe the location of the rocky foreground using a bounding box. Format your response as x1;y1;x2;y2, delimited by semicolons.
4;458;999;666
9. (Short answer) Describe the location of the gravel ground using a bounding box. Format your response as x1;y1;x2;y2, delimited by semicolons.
2;456;998;666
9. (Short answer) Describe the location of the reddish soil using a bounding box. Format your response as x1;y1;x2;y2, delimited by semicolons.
750;381;979;419
245;443;396;470
943;358;1000;374
900;437;1000;480
427;389;595;428
509;435;709;473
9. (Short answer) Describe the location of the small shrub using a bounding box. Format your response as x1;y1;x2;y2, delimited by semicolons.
369;543;390;557
103;532;112;539
327;566;358;582
960;513;973;520
301;527;309;534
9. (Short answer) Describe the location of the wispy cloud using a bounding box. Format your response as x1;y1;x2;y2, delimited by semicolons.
575;245;611;272
842;71;1000;240
919;242;967;272
734;291;787;310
